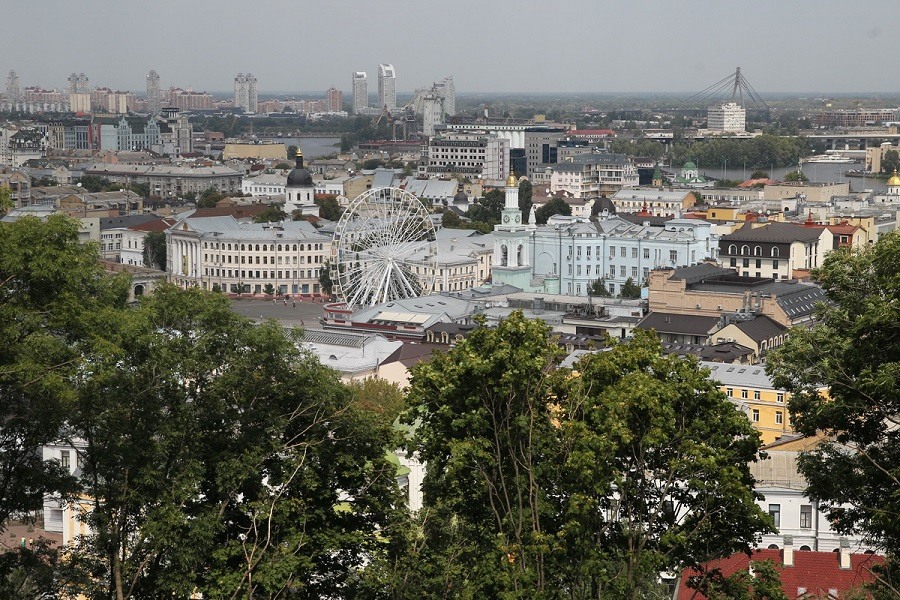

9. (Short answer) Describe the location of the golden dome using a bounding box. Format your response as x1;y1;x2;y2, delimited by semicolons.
506;171;518;187
888;169;900;187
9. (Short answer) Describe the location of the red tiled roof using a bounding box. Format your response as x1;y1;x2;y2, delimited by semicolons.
129;218;177;232
676;549;884;600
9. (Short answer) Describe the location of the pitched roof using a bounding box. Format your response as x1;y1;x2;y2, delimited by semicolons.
721;221;825;243
732;314;788;342
676;549;884;600
636;312;719;336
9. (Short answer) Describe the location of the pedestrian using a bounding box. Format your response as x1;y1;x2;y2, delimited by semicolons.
283;298;287;306
273;297;276;305
301;319;305;326
292;300;296;308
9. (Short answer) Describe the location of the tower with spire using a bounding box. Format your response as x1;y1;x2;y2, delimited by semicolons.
491;172;533;289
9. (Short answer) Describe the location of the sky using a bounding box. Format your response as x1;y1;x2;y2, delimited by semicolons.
5;0;898;96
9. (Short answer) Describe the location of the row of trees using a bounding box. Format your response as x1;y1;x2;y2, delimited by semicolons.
611;134;810;170
0;216;402;598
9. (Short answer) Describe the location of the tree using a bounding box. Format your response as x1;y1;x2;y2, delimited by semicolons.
393;315;770;598
142;230;166;270
263;283;275;296
768;232;900;566
535;197;572;224
466;189;504;224
287;144;298;159
0;187;11;216
273;161;291;170
590;277;612;297
619;277;642;299
783;170;809;182
253;203;287;223
315;194;344;221
882;149;900;174
63;286;402;599
77;175;113;193
0;215;128;542
519;179;533;223
750;170;769;179
689;559;788;600
440;209;462;228
319;263;334;296
347;377;406;425
197;187;224;208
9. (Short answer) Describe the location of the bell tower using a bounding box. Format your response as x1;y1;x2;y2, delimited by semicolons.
492;172;533;289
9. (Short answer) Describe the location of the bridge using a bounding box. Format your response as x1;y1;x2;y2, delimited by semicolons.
803;130;900;150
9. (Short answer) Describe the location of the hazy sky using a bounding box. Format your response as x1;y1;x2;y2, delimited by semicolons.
6;0;897;95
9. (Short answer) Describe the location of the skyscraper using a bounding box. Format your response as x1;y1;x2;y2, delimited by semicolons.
325;87;343;112
352;72;368;114
434;75;455;116
146;70;161;115
66;73;89;95
6;71;19;102
234;73;258;114
378;64;396;112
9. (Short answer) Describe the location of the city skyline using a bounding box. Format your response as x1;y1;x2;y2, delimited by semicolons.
4;0;900;95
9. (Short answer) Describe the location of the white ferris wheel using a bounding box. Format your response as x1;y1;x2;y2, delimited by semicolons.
331;187;438;307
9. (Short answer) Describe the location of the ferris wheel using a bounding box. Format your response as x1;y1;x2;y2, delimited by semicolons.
331;187;438;307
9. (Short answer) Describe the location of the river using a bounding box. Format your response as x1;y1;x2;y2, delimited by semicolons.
694;162;886;193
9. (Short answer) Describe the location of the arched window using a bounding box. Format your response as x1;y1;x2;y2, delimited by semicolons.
255;244;260;251
240;244;245;251
517;245;525;266
500;245;508;267
293;244;297;251
262;245;268;252
771;247;780;257
741;245;750;256
768;544;779;550
729;244;737;255
800;545;812;551
754;246;762;256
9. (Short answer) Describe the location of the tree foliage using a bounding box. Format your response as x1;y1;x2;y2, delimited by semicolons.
590;277;612;297
315;194;344;222
620;277;642;298
197;187;224;208
0;215;128;537
535;197;572;224
768;231;900;564
670;134;809;169
519;179;533;224
142;230;167;270
381;315;770;599
783;170;809;182
466;189;504;225
253;203;288;223
882;149;900;174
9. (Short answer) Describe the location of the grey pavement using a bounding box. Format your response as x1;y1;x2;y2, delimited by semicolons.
230;297;328;328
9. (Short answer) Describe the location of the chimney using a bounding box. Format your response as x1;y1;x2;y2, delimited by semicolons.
839;537;851;570
783;535;794;567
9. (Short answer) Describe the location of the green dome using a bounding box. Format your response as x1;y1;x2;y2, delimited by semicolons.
682;161;697;170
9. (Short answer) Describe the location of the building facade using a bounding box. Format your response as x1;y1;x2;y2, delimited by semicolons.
378;64;396;111
167;216;330;295
707;102;746;133
325;87;343;112
419;131;510;180
146;70;161;115
719;222;831;279
234;73;258;114
352;72;368;114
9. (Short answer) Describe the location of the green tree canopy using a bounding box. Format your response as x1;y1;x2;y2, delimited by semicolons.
783;170;809;182
519;179;533;223
882;149;900;174
253;203;287;223
466;189;504;224
386;315;770;599
314;194;344;221
142;230;167;270
535;197;572;224
620;277;642;298
769;231;900;563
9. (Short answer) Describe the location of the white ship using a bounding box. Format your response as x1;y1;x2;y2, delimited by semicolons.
804;153;859;164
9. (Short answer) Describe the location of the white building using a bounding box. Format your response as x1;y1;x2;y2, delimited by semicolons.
352;71;368;114
492;212;717;297
433;75;455;116
234;73;258;114
146;70;161;115
419;131;510;181
707;102;746;133
537;153;639;197
377;63;396;111
167;216;330;295
422;92;445;137
719;222;831;280
242;173;287;197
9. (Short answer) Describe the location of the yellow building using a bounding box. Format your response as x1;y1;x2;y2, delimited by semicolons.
700;360;792;444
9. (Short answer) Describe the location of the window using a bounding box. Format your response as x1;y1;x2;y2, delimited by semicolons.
753;390;761;400
726;387;734;397
752;409;760;422
777;393;784;403
643;248;650;259
800;505;812;529
609;265;615;277
631;247;638;258
730;257;737;267
754;246;762;256
743;258;750;268
60;450;70;469
728;244;737;255
769;504;781;528
620;266;626;277
632;266;638;277
620;246;626;257
741;245;750;256
772;247;780;257
741;389;748;399
756;259;762;268
610;247;616;257
776;411;783;425
669;250;678;263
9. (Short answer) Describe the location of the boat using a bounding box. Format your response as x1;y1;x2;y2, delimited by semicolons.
804;154;859;164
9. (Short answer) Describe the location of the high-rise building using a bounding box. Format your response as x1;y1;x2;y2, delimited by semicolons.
66;73;89;95
707;102;746;133
434;75;455;116
6;71;19;102
378;63;396;111
234;73;258;114
325;87;343;112
422;92;444;137
352;72;368;114
146;70;161;115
